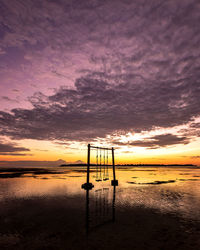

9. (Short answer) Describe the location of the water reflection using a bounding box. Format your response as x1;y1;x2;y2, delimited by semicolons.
0;167;200;249
85;185;116;235
1;166;200;221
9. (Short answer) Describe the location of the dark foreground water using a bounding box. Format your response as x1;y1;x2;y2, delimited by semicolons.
0;166;200;249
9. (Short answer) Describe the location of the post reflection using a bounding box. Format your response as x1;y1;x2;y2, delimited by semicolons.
85;185;116;236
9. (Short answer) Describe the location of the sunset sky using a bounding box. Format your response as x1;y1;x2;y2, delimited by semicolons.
0;0;200;166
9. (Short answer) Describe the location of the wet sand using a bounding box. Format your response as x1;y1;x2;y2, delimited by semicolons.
0;196;199;250
0;166;200;249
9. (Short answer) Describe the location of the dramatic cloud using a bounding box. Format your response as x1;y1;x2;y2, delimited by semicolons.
0;141;30;155
0;0;200;147
113;134;190;149
0;73;199;142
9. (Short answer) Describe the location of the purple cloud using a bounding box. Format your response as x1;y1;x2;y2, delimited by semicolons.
0;74;199;143
0;0;199;146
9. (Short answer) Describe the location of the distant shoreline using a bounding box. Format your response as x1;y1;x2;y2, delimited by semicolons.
60;163;198;167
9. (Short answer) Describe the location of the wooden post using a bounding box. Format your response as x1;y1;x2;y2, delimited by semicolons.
111;147;118;186
81;144;94;190
112;147;116;181
87;144;90;183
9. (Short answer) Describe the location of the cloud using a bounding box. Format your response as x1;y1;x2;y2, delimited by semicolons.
0;96;19;103
121;150;133;154
190;122;200;129
0;141;30;155
12;89;20;92
0;153;31;156
1;1;200;84
179;120;200;138
0;73;199;142
0;0;200;144
113;134;190;149
0;159;66;167
190;156;200;159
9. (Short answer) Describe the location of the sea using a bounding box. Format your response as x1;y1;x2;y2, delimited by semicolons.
0;166;200;249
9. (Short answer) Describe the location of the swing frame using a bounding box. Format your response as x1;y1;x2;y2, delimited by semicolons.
82;144;118;190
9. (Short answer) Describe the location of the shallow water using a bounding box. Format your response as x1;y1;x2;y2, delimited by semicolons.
0;166;200;249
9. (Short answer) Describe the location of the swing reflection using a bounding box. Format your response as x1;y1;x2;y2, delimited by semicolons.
84;185;116;235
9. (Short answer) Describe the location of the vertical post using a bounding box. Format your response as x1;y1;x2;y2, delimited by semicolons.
112;147;116;181
87;144;90;183
81;144;94;190
111;147;118;186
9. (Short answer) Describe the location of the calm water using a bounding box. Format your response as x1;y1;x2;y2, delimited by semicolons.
0;166;200;249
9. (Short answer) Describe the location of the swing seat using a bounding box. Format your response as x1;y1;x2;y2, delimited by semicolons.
96;179;102;182
103;178;109;181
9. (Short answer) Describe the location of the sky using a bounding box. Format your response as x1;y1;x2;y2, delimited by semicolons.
0;0;200;166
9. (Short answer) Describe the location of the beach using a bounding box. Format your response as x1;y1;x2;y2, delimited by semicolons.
0;166;200;249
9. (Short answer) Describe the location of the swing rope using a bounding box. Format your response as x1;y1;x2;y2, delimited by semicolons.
103;149;106;180
106;149;109;180
99;148;102;181
96;148;98;181
96;148;102;181
96;148;102;182
95;147;109;182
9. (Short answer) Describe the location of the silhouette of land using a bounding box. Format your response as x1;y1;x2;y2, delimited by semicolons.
0;168;64;178
60;163;197;167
